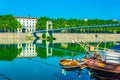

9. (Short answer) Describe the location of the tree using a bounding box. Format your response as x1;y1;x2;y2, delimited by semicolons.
36;17;51;29
0;14;21;32
36;16;120;33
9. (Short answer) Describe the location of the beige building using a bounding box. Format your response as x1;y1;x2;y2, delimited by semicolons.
15;16;37;33
17;43;37;58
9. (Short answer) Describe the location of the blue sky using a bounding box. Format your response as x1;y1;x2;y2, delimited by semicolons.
0;0;120;19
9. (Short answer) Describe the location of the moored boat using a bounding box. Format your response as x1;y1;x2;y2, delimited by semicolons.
82;58;120;79
59;44;120;79
59;59;84;71
82;58;120;74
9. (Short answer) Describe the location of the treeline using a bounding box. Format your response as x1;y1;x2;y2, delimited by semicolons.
36;17;119;30
78;27;120;33
0;15;120;33
0;15;21;32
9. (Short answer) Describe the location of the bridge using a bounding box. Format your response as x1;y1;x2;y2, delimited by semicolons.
33;21;120;43
35;23;120;33
33;21;120;39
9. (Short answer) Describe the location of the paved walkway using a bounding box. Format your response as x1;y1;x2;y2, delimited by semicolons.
53;33;120;43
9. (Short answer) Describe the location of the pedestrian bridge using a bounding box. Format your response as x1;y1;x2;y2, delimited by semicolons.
35;24;120;33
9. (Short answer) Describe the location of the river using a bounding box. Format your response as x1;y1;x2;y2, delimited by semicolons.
0;34;119;80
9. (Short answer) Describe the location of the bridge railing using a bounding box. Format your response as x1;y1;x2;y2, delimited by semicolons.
35;24;120;33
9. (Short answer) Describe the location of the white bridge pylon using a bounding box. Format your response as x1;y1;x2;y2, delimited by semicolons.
46;21;52;37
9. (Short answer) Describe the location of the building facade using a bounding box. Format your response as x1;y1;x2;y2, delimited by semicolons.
17;43;37;58
15;16;37;33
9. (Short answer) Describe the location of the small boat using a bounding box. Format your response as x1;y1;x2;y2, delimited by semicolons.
59;59;84;71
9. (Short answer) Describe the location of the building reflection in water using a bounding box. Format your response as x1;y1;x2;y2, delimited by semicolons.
17;41;53;58
17;43;37;58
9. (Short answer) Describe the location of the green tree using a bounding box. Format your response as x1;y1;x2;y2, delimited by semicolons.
0;14;22;32
36;17;51;29
36;16;120;33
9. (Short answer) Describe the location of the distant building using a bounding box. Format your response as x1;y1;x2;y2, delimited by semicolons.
15;16;37;33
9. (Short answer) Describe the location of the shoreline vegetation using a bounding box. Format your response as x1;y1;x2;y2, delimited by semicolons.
0;14;120;33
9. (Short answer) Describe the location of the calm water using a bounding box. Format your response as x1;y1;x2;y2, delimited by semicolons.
0;41;119;80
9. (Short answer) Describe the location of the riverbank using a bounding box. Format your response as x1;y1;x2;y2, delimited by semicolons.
53;33;120;43
0;33;32;39
0;33;34;44
0;33;120;44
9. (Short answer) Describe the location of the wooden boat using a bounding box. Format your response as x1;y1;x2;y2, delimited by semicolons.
60;58;120;79
59;59;84;71
82;58;120;74
59;44;120;78
82;58;120;79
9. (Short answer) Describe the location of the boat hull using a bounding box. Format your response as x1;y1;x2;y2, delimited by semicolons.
89;68;120;80
59;59;82;71
83;58;120;79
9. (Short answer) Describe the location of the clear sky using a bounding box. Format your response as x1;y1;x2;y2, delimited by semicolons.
0;0;120;19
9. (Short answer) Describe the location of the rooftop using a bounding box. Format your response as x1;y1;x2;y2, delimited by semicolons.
14;16;38;19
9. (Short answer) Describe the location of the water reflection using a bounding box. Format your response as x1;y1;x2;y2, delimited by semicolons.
0;41;119;80
0;44;21;61
0;40;117;59
17;43;37;58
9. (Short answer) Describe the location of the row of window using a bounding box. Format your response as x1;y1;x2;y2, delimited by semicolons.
22;22;36;25
17;19;36;22
19;53;36;56
23;48;35;50
23;25;35;28
22;51;36;53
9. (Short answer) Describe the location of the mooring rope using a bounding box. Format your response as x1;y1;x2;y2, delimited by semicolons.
29;58;93;75
29;59;61;68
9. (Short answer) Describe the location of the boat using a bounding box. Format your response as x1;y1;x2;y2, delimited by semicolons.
59;59;84;71
82;58;120;74
81;49;120;79
59;44;120;79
